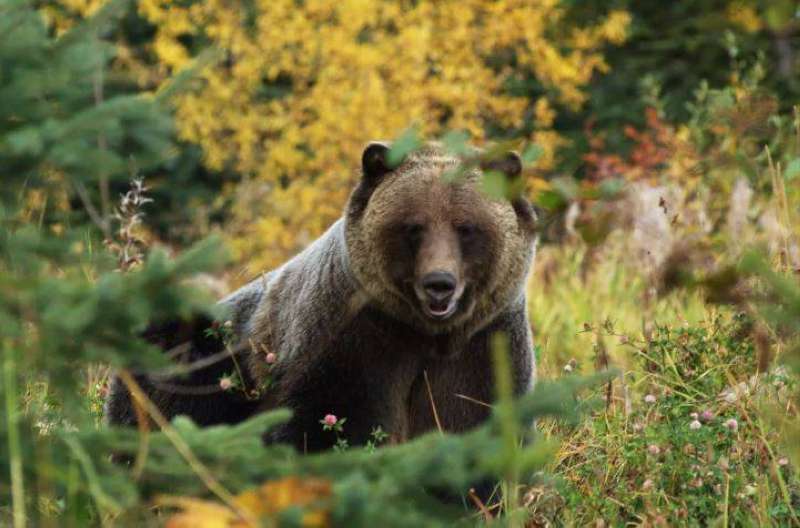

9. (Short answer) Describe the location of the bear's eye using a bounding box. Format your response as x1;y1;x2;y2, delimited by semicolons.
403;223;424;244
456;224;481;241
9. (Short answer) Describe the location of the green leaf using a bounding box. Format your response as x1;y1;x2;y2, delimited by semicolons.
521;144;543;165
536;190;566;211
598;178;625;200
387;126;421;168
481;170;509;200
551;177;579;201
784;158;800;181
440;130;471;157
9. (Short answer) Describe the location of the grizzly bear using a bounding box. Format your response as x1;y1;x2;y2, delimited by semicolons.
105;141;538;455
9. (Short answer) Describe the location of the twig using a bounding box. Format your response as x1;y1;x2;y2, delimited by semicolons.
118;370;258;526
149;380;227;396
423;370;443;434
63;436;120;525
146;342;247;380
454;393;492;409
4;344;26;528
130;389;150;480
765;146;793;272
71;178;110;237
468;488;494;524
94;62;111;224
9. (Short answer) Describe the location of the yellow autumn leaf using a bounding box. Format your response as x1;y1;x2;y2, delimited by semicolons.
161;477;332;528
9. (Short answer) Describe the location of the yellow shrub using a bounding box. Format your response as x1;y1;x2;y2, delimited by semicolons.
140;0;629;273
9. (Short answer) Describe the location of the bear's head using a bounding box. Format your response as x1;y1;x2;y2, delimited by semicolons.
345;141;537;341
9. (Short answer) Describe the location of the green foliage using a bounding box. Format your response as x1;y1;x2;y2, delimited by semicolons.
558;1;800;175
0;2;226;525
555;315;798;526
0;0;171;204
67;376;607;527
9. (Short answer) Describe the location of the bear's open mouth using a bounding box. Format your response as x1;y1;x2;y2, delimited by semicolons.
411;282;465;322
425;298;456;319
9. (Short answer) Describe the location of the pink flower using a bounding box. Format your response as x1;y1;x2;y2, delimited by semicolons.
778;457;789;466
642;478;654;491
700;410;714;422
647;444;661;456
689;419;702;430
323;414;338;426
265;352;277;364
724;418;739;432
219;377;233;391
644;394;657;404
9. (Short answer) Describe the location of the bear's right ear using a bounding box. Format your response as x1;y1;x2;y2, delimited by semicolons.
361;141;392;181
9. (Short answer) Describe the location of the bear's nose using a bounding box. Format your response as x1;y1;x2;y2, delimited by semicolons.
421;271;457;301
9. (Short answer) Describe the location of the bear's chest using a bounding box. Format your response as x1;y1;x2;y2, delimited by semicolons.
272;306;456;447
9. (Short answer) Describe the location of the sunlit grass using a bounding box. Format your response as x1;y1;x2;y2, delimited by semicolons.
528;233;711;379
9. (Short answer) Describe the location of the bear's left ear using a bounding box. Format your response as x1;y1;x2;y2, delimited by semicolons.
480;150;522;181
481;151;537;230
362;141;392;182
348;141;393;220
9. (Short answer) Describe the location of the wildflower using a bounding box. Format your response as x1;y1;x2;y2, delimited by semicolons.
223;320;233;328
219;377;233;391
700;410;714;422
563;363;573;373
724;418;739;432
644;394;656;404
689;419;702;430
266;352;277;364
647;444;660;456
324;414;338;427
690;412;699;420
744;484;757;496
778;457;789;466
642;479;654;491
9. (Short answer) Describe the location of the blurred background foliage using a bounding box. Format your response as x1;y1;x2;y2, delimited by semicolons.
32;0;800;271
2;0;800;525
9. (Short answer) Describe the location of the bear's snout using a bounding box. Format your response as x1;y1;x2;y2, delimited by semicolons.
417;270;462;320
422;270;456;300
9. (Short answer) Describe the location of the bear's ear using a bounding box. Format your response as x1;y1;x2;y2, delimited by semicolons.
480;150;522;180
361;141;392;181
481;151;537;230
